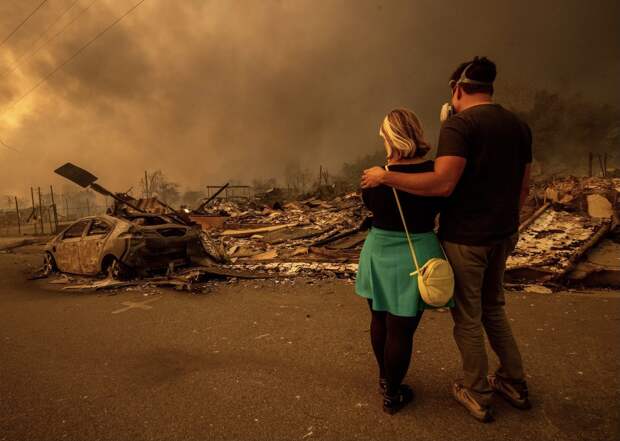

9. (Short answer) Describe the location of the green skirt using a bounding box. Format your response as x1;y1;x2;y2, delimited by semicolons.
355;227;453;317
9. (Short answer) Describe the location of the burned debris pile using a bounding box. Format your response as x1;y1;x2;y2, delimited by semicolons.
194;176;620;288
506;176;620;287
194;193;368;280
37;193;368;291
36;162;619;291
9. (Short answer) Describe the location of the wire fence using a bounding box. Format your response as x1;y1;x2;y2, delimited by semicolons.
0;186;109;237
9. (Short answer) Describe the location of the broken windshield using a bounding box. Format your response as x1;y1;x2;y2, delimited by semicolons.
126;215;171;226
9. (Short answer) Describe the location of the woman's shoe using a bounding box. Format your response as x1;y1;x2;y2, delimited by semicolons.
379;378;387;393
382;384;414;415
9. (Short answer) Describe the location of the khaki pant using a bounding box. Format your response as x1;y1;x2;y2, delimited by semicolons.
443;234;525;406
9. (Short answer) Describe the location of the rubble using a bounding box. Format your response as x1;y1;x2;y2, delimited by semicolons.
220;261;359;278
534;176;619;213
207;178;618;286
506;207;611;281
36;170;620;291
586;194;614;219
220;223;299;238
523;285;554;294
211;193;368;261
567;240;620;287
506;175;618;285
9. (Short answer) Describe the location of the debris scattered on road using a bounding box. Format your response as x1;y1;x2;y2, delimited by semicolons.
523;285;554;294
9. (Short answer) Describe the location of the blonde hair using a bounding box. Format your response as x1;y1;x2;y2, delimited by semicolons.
379;108;431;160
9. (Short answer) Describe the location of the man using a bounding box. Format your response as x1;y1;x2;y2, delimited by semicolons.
361;56;532;422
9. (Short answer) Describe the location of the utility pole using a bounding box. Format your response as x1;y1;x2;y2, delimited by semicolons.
37;187;44;234
50;186;58;233
47;200;53;233
15;196;21;235
144;170;150;199
30;187;37;235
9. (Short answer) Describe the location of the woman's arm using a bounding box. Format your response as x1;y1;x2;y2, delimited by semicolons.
360;156;467;197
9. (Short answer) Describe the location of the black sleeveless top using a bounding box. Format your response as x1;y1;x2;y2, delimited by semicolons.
361;161;443;233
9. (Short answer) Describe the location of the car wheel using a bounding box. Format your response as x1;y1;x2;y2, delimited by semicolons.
105;257;131;280
42;252;57;276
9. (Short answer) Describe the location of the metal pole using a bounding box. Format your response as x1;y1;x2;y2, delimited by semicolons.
50;186;58;232
598;154;605;177
196;183;230;213
47;201;53;234
37;187;44;234
144;170;149;198
30;187;37;235
15;197;21;235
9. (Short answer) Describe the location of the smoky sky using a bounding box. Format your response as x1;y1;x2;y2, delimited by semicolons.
1;0;619;198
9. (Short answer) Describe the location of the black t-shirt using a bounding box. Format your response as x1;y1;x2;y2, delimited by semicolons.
362;161;442;233
436;103;532;245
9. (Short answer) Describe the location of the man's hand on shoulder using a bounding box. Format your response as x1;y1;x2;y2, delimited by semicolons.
361;166;386;189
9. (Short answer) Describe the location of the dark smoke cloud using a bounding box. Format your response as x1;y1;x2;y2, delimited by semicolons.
1;0;618;198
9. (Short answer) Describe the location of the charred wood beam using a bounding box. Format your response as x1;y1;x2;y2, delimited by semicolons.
195;183;230;213
559;222;612;280
519;202;551;233
309;226;359;248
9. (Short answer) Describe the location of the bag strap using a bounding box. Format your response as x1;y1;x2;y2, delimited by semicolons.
384;164;450;275
385;165;421;275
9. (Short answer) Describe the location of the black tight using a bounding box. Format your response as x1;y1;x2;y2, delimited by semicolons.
368;299;424;396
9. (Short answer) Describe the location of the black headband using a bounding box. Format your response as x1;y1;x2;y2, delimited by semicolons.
449;63;494;88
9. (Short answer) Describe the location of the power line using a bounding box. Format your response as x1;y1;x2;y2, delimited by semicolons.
2;0;97;75
0;0;49;49
0;137;20;152
1;0;147;117
2;0;81;75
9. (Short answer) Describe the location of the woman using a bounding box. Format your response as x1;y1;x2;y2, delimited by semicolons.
355;108;451;414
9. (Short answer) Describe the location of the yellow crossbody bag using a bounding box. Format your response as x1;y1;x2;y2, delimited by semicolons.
386;165;455;307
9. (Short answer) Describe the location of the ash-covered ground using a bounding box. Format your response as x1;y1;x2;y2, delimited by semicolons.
1;244;618;441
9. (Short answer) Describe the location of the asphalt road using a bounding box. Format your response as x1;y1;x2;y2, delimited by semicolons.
1;250;619;441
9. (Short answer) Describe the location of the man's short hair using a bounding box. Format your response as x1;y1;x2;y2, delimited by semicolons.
450;56;496;95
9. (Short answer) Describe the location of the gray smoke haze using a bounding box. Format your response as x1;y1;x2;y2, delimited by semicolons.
1;0;619;198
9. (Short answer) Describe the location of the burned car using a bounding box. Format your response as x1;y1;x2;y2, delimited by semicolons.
44;214;204;278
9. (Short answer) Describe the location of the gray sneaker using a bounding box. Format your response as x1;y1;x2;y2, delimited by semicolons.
488;374;532;410
452;382;494;423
